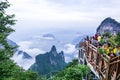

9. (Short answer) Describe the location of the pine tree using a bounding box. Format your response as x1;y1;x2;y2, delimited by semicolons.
0;1;17;79
0;1;40;80
0;0;16;57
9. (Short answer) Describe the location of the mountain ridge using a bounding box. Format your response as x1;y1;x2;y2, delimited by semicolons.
97;17;120;34
29;45;67;76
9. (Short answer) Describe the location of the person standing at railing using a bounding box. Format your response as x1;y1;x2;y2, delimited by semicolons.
98;35;101;42
92;36;98;47
86;36;89;41
113;46;117;56
97;34;101;47
110;49;116;59
104;43;111;56
95;34;98;41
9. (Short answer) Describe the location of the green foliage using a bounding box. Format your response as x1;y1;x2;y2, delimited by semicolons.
0;1;40;80
100;39;106;46
0;1;15;58
98;48;106;54
106;32;111;37
108;36;116;48
103;32;111;38
51;59;90;80
115;32;120;46
29;47;67;77
66;59;78;68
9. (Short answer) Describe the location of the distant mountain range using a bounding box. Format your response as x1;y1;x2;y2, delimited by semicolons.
97;17;120;34
42;34;56;40
72;35;85;48
7;39;33;69
7;39;18;47
29;45;67;76
22;33;81;62
17;50;32;59
7;33;84;70
8;39;32;59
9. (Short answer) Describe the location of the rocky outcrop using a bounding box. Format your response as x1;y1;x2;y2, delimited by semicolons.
97;17;120;35
29;45;67;76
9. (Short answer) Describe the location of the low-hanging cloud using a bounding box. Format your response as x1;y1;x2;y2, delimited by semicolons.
62;43;78;62
17;41;45;57
13;41;46;70
12;51;34;70
63;43;76;54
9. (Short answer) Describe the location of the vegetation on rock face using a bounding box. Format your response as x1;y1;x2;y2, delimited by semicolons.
115;32;120;46
102;32;111;38
50;59;90;80
29;45;67;77
0;1;40;80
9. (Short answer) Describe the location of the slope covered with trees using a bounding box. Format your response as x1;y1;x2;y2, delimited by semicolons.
50;59;90;80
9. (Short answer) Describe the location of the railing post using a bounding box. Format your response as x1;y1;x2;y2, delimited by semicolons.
78;48;80;64
115;57;119;80
106;62;109;80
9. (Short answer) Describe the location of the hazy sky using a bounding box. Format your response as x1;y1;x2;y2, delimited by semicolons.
7;0;120;41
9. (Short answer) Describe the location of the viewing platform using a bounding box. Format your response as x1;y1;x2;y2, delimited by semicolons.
78;41;120;80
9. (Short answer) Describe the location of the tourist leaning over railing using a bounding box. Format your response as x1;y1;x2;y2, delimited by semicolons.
92;36;98;47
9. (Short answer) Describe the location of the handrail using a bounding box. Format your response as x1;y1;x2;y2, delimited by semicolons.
110;60;120;65
111;55;120;62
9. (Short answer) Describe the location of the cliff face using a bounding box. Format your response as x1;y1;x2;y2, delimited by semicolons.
97;17;120;35
29;45;67;76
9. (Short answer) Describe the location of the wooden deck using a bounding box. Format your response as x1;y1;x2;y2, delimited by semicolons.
79;41;120;80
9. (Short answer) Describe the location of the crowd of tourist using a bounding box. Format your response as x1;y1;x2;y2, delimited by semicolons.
85;33;120;59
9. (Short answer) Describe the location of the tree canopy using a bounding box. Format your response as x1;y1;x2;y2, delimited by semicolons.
51;59;90;80
0;1;40;80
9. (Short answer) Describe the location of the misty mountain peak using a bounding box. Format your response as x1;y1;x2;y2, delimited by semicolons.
51;45;56;51
60;51;64;54
101;17;117;24
42;34;55;40
29;46;67;76
97;17;120;34
50;45;57;56
17;50;32;59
